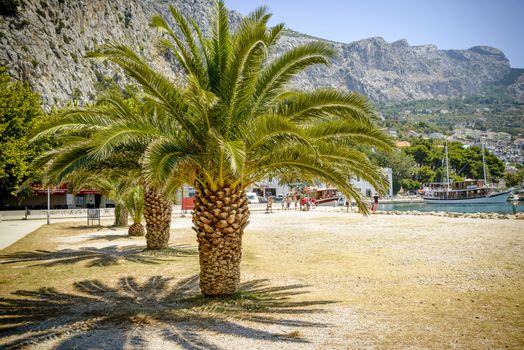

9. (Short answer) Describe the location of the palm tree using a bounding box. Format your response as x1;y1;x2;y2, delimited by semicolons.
123;184;145;236
32;93;179;249
73;1;393;296
64;169;131;227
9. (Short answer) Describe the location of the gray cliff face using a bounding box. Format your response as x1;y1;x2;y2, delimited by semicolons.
0;0;512;108
508;73;524;104
280;34;510;101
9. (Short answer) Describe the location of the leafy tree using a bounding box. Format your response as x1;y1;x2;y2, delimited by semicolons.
400;178;421;193
405;140;431;165
404;140;504;183
0;67;46;196
415;165;436;184
504;169;524;188
370;149;416;194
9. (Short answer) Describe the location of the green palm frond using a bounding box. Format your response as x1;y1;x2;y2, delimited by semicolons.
305;120;394;151
44;142;99;183
250;42;335;117
244;114;314;153
143;138;197;183
86;44;197;137
208;0;232;91
150;5;207;87
275;89;378;124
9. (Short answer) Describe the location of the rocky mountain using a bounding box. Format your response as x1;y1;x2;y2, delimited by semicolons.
0;0;515;108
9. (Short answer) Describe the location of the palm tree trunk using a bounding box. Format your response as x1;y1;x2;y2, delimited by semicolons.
143;187;172;250
128;223;145;236
114;204;129;227
193;182;249;296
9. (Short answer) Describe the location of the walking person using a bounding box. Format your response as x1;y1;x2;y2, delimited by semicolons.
372;194;379;213
266;196;273;213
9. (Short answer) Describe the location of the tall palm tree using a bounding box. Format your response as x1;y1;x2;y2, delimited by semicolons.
67;1;392;296
32;93;180;249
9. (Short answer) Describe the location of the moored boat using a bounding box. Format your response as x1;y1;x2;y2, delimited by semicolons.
423;141;510;204
313;188;342;206
423;180;511;204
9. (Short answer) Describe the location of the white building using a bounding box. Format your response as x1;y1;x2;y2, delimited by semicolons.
350;167;393;198
248;178;290;198
243;167;393;200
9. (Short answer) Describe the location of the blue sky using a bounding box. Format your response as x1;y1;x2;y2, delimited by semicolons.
223;0;524;68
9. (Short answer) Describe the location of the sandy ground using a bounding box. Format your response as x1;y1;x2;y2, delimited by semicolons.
0;209;523;349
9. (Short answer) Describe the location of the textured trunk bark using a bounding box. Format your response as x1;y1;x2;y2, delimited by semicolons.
128;223;145;236
143;187;172;250
114;204;128;227
193;182;249;296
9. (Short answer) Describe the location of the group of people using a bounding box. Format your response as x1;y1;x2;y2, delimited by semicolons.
267;193;380;213
267;195;318;212
279;195;316;211
345;194;380;213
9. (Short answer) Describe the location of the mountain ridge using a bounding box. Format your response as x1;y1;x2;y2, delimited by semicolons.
0;0;519;108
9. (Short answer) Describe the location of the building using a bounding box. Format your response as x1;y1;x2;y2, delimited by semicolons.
248;178;290;198
350;168;393;198
244;167;393;200
396;141;411;148
0;184;111;210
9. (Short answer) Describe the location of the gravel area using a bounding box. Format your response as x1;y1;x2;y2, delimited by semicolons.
1;209;522;349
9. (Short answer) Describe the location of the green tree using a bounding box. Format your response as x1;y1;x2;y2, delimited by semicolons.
370;149;416;194
504;169;524;187
416;165;436;184
0;67;46;196
404;140;504;183
400;178;421;193
33;93;180;249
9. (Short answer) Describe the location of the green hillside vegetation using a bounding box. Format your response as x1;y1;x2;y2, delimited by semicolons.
370;139;506;194
378;69;524;137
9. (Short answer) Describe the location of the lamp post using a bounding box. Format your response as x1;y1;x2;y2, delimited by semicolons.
47;186;50;225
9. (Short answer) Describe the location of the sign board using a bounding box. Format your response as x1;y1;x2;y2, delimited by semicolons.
87;209;100;226
181;197;195;210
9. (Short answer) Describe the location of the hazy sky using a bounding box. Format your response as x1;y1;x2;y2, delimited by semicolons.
224;0;524;68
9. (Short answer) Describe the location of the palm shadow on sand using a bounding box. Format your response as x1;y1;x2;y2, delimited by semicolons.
0;244;197;267
0;276;335;349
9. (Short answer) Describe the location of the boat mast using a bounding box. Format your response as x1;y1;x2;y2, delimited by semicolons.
445;139;450;191
481;142;488;185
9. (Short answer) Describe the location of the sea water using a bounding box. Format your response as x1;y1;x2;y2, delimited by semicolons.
377;201;523;214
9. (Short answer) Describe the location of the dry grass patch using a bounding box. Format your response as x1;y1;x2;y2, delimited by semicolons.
0;211;523;349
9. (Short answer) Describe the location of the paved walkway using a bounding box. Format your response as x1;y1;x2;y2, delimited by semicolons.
0;220;48;250
0;218;85;250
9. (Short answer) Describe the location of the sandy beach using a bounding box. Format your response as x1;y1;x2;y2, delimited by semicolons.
0;209;522;349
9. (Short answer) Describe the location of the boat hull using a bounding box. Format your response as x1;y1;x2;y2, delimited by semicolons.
316;196;342;206
423;191;511;204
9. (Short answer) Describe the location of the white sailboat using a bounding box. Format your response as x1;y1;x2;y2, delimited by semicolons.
422;141;510;204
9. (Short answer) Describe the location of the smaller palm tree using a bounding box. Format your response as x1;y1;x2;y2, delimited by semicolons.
63;169;134;229
122;185;145;236
31;92;179;249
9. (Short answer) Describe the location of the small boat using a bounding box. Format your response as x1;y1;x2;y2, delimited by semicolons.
510;190;524;201
423;141;511;204
312;188;342;206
